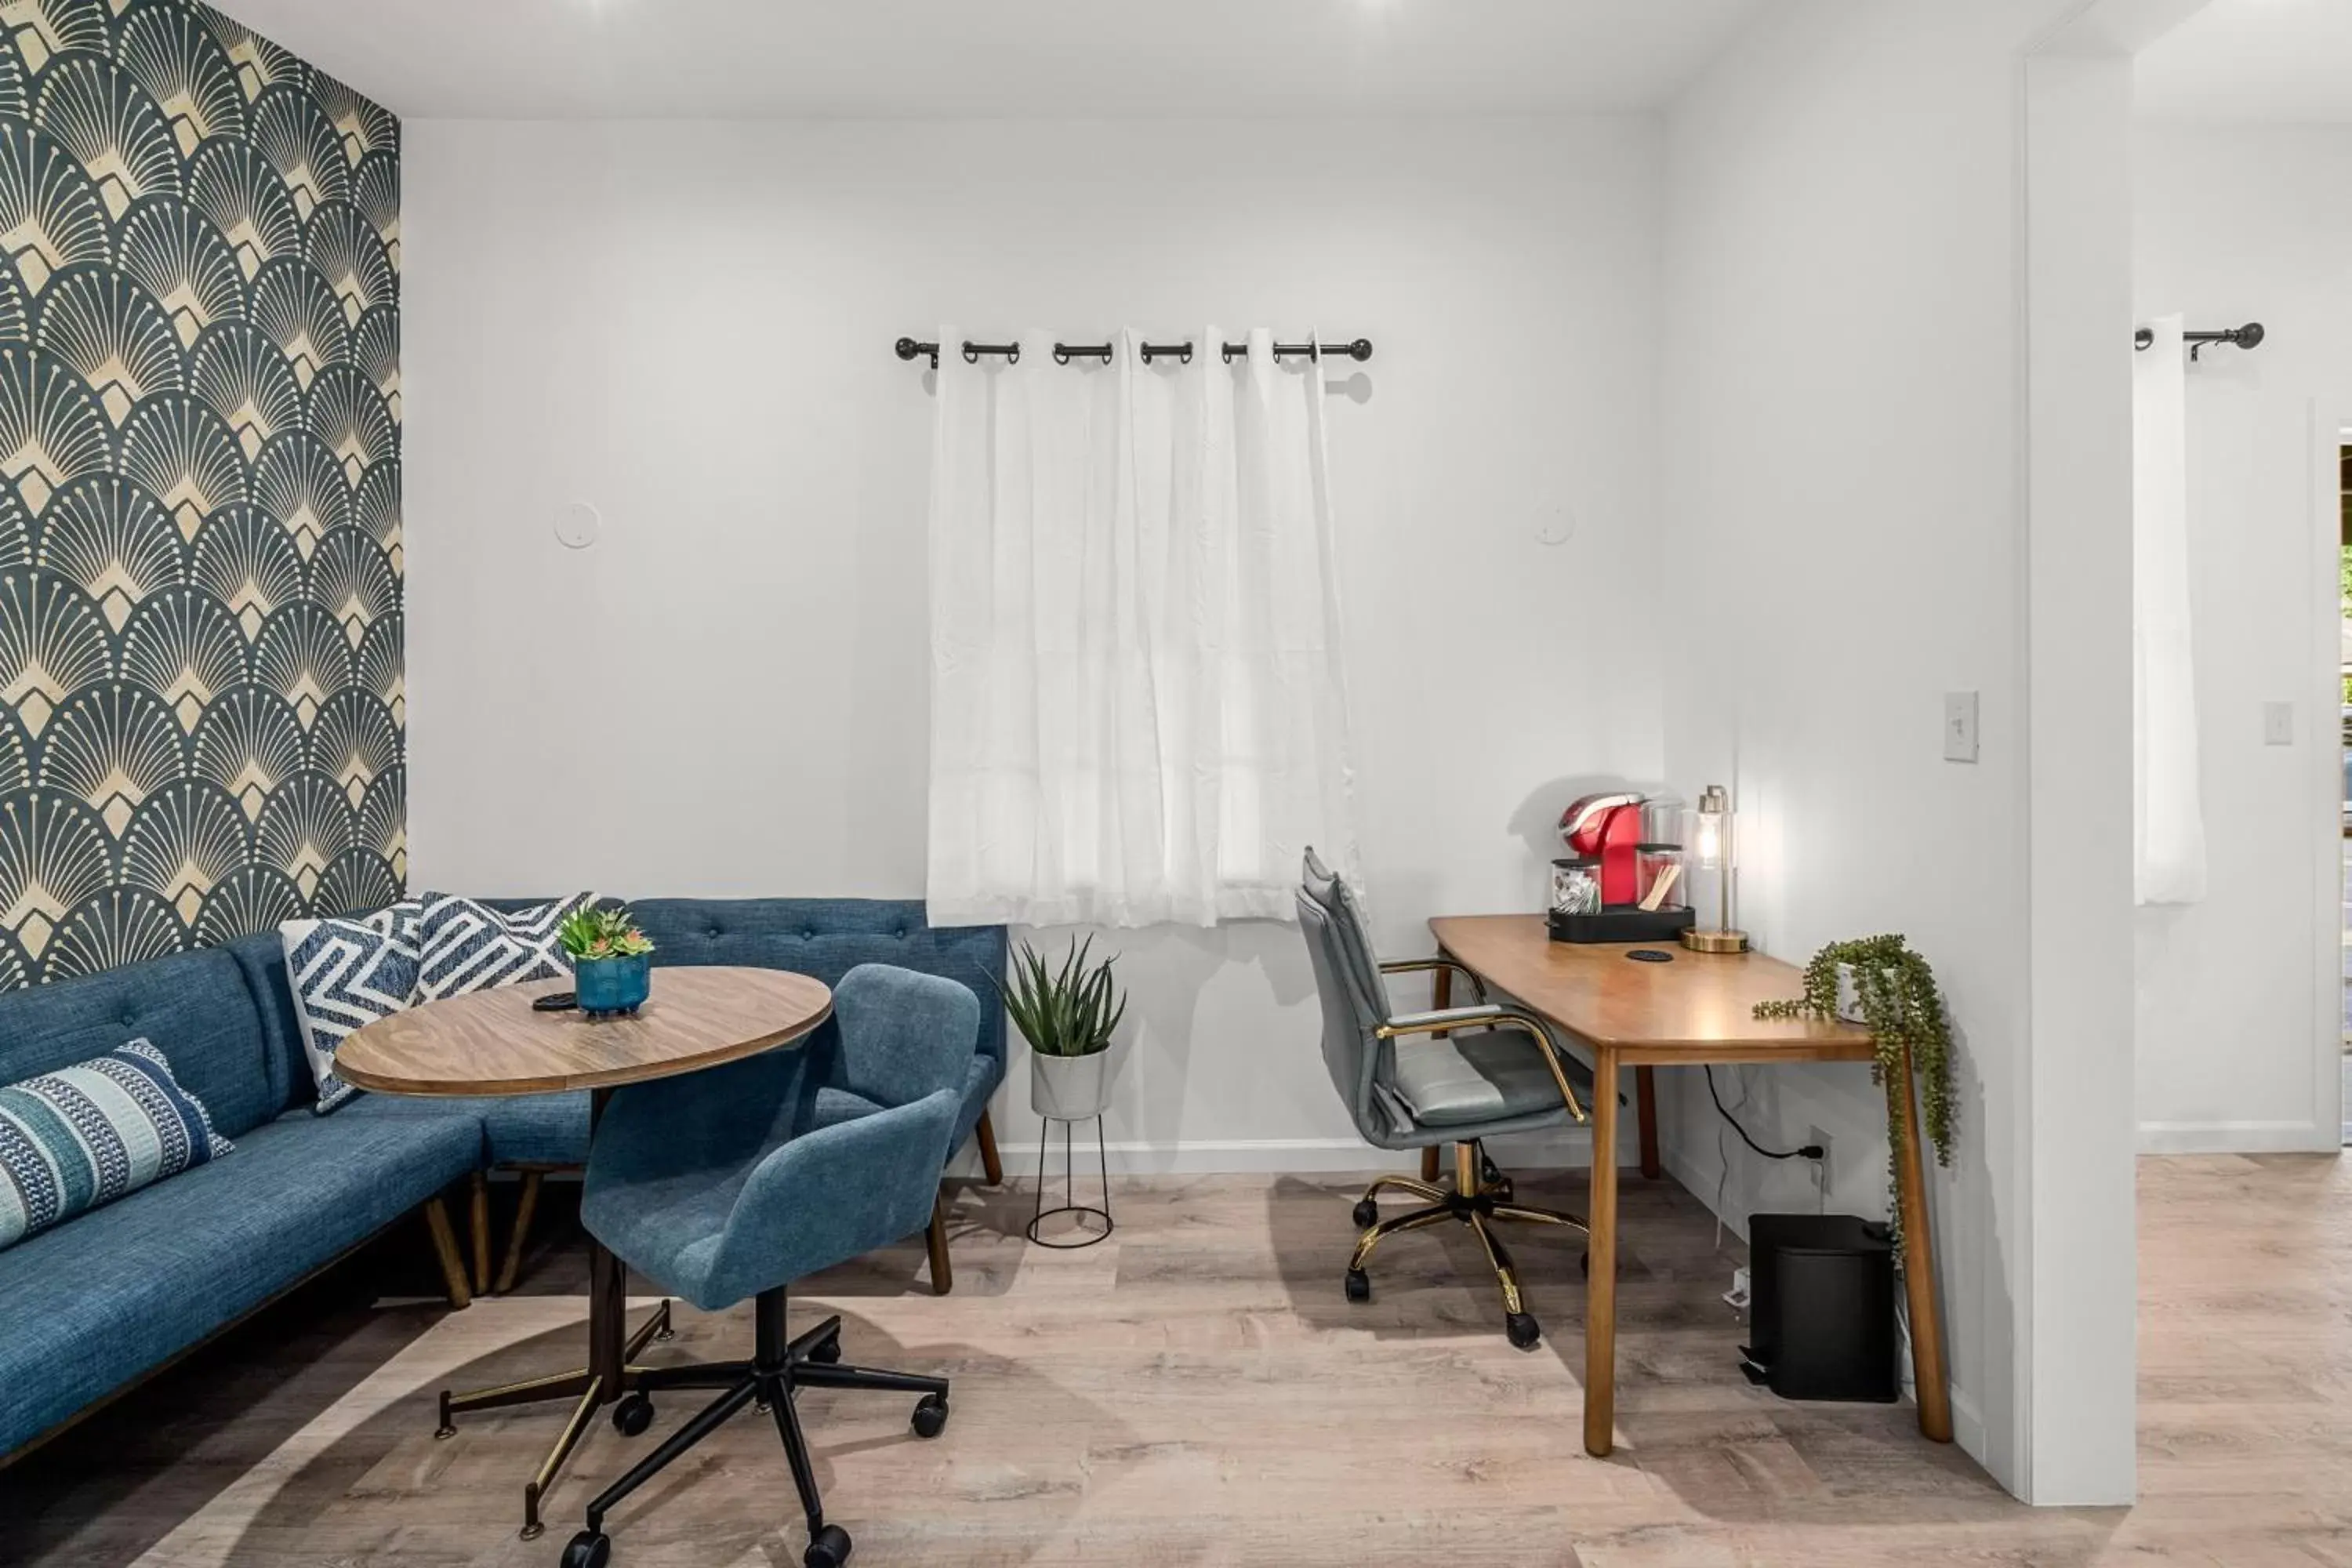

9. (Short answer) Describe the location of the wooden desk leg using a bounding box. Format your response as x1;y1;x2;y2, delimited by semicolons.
1584;1046;1620;1458
1892;1041;1954;1443
1635;1066;1661;1179
1421;964;1453;1185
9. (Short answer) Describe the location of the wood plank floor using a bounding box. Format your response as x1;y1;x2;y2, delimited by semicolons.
3;1156;2347;1566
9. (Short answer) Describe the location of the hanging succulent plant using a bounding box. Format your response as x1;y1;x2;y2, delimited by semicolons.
1755;934;1955;1245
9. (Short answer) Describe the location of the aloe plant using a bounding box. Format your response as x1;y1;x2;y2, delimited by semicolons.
996;937;1125;1058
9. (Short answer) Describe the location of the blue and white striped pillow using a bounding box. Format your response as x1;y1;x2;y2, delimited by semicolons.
0;1040;233;1252
416;892;594;1003
281;901;422;1114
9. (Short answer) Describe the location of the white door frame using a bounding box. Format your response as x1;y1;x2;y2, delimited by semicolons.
2015;0;2215;1507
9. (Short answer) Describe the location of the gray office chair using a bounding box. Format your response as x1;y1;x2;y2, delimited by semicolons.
1298;848;1594;1350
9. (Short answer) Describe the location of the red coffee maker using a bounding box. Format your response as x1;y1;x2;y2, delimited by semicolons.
1550;792;1695;944
1560;793;1646;907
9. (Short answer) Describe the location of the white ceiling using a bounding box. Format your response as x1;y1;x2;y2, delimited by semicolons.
217;0;1767;120
2138;0;2352;123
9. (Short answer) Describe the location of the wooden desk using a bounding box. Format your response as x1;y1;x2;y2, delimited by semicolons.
1428;914;1951;1458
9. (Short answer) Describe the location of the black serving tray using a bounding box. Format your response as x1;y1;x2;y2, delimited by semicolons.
1547;904;1697;944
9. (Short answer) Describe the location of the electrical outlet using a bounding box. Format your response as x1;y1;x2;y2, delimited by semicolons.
1807;1124;1832;1190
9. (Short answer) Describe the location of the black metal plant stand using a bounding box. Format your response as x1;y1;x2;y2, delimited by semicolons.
1026;1112;1113;1249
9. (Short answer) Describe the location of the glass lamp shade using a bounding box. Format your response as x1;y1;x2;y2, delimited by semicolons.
1690;785;1731;871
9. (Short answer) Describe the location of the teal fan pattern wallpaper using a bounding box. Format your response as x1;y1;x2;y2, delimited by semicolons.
0;0;401;992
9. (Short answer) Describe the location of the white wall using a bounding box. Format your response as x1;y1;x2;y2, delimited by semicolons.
1652;0;2134;1501
402;116;1667;1171
2130;120;2347;1154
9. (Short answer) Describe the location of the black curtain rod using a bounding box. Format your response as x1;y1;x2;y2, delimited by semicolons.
2135;321;2264;359
894;336;1373;369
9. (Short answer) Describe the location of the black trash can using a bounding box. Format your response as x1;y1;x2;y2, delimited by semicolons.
1740;1213;1899;1403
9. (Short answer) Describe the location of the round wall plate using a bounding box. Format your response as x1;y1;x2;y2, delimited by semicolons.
554;501;601;550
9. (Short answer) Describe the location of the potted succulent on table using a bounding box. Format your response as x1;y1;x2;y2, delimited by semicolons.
559;905;657;1018
999;936;1127;1120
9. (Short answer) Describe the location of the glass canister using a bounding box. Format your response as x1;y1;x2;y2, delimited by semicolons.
1549;858;1602;916
1635;847;1688;911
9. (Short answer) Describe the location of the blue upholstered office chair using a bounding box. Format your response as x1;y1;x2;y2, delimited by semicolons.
557;964;976;1568
1298;849;1595;1350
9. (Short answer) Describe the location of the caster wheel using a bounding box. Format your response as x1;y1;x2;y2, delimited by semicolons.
561;1530;611;1568
911;1392;949;1438
804;1523;853;1568
611;1392;653;1437
1344;1268;1370;1304
808;1337;842;1366
1352;1198;1379;1229
1505;1312;1542;1352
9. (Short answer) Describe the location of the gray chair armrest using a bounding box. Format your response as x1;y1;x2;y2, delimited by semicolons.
1375;1006;1589;1123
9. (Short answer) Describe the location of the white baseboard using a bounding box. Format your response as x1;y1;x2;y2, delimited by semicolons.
954;1127;1631;1178
1949;1384;1985;1466
2135;1119;2338;1155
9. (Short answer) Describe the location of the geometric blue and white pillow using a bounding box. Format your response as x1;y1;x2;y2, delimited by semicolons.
414;891;594;1004
281;900;422;1115
0;1039;234;1253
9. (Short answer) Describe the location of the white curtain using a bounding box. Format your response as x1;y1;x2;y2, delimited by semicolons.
925;326;1358;927
2132;314;2207;906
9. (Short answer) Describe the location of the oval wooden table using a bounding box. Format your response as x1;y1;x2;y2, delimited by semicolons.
337;967;833;1540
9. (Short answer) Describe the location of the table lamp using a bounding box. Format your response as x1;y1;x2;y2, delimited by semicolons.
1680;784;1749;953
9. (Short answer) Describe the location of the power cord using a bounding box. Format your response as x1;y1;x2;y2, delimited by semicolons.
1705;1065;1825;1163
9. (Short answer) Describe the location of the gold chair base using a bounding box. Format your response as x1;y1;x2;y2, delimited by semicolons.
1346;1143;1588;1350
434;1298;675;1539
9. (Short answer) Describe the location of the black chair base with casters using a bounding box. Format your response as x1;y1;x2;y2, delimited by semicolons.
562;1287;948;1568
1345;1139;1590;1351
563;964;980;1567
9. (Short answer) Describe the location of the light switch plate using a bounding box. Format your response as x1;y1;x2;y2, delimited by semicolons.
2263;701;2294;746
1944;691;1979;764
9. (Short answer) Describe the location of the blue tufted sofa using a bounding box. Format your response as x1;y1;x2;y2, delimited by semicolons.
0;898;1004;1462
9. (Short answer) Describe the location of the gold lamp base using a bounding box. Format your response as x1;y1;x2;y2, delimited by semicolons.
1680;927;1750;954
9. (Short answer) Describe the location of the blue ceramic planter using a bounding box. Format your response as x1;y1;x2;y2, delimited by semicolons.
575;953;651;1018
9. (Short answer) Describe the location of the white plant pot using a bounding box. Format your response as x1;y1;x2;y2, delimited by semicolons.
1029;1045;1115;1120
1835;962;1895;1027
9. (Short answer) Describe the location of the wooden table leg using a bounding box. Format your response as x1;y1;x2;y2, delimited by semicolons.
1635;1065;1661;1179
1584;1046;1620;1457
1892;1040;1953;1443
1421;962;1453;1185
